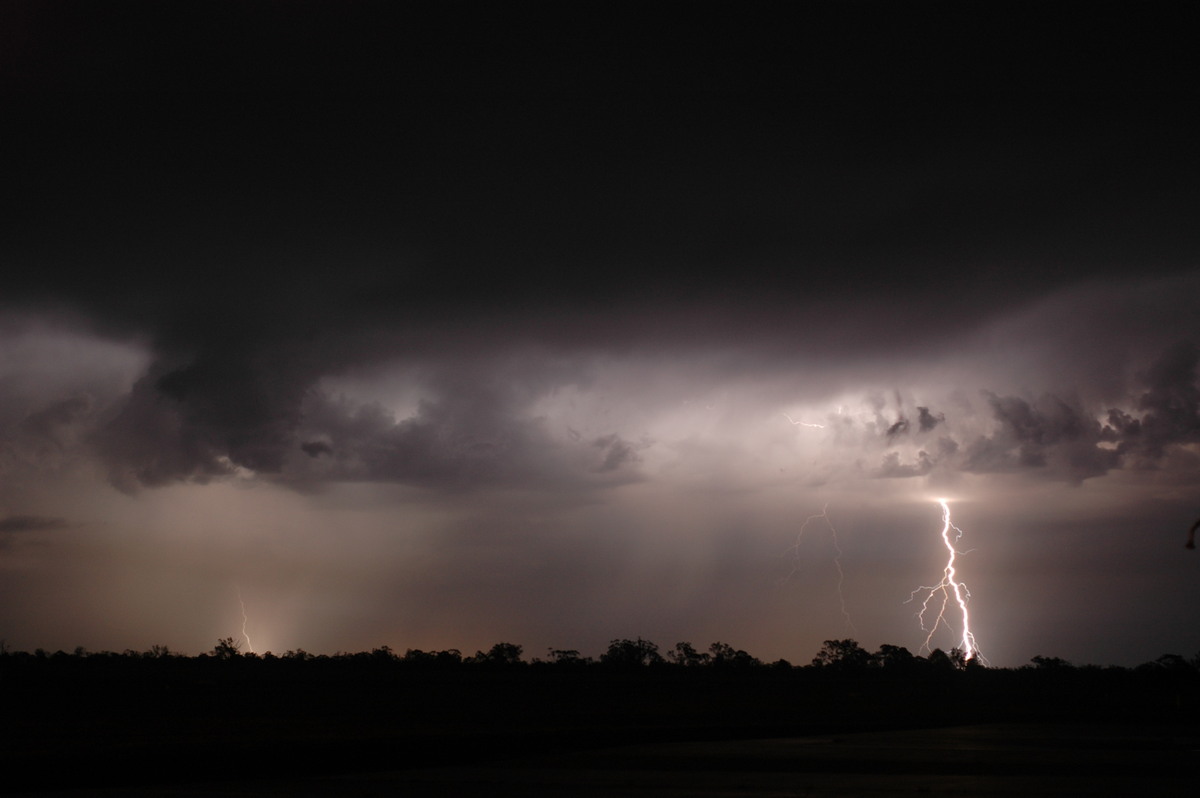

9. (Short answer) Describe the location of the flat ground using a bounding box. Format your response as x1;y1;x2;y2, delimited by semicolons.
25;723;1199;797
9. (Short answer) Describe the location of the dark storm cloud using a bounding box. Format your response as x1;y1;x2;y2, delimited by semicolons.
0;514;66;550
9;93;1198;323
20;394;93;443
87;335;1200;492
15;393;93;459
3;6;1200;667
871;436;960;480
0;515;66;534
300;440;332;458
3;79;1198;498
91;333;338;491
1;392;96;477
93;377;227;491
916;407;944;433
1112;341;1200;463
955;342;1200;482
963;392;1116;482
883;397;943;443
278;376;644;492
592;434;642;474
94;364;281;492
990;392;1092;446
874;451;934;479
801;339;1200;485
295;390;547;488
8;2;1192;96
885;417;910;440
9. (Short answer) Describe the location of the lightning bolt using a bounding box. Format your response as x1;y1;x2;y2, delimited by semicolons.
907;499;980;661
782;411;825;429
236;586;256;654
782;503;856;635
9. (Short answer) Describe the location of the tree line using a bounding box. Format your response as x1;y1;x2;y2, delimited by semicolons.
4;636;1199;674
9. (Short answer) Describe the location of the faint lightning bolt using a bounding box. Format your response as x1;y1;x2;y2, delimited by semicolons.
781;503;856;634
782;412;825;429
236;586;256;654
907;499;980;661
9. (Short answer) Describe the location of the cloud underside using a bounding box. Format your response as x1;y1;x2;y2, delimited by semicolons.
3;95;1198;498
0;514;66;534
88;364;645;494
0;514;67;550
5;323;1195;494
871;342;1200;483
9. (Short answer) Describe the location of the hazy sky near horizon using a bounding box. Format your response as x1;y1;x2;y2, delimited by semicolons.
3;8;1200;667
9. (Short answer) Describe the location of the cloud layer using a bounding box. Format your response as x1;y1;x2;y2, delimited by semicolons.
2;89;1199;666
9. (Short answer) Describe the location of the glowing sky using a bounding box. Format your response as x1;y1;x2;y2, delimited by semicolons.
3;8;1199;666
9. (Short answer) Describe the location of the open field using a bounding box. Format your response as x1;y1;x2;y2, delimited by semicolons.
4;652;1197;795
19;723;1199;797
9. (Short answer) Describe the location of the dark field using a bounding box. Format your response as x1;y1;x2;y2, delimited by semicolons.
20;723;1195;797
3;651;1197;795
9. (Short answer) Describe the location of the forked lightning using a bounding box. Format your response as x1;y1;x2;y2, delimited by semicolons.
907;499;980;661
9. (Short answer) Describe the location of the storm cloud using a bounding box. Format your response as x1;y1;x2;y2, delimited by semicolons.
0;515;66;553
0;515;66;534
2;11;1199;667
1111;341;1200;462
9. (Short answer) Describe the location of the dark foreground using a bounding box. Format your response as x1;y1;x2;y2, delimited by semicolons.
3;652;1197;795
17;724;1200;797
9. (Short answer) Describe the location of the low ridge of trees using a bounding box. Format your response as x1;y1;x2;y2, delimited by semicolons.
4;635;1197;764
4;635;1198;677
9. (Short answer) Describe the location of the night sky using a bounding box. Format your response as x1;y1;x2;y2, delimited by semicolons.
3;4;1199;666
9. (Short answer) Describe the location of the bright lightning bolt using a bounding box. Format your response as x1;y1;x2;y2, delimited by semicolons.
782;412;825;429
782;503;856;635
907;499;980;661
236;586;256;654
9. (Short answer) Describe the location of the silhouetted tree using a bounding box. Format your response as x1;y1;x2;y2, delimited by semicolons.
470;642;524;666
1153;653;1192;672
1030;655;1072;670
708;642;760;668
925;648;956;671
401;648;461;667
546;648;589;666
667;641;710;667
601;637;664;667
811;639;870;671
872;643;916;670
370;645;397;662
403;648;435;665
435;649;463;667
211;637;241;660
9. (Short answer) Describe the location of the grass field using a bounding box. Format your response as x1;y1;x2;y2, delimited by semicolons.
20;723;1198;797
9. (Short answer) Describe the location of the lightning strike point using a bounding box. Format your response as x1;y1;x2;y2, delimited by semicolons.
906;499;981;662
